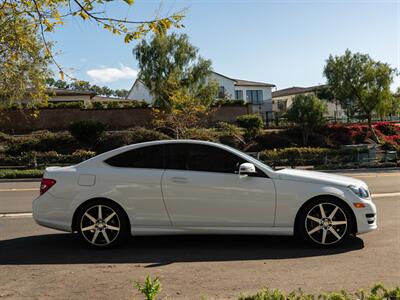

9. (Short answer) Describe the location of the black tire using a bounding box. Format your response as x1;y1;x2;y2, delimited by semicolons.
296;197;354;248
76;199;130;248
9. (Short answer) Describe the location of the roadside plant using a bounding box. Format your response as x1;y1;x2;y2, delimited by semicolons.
69;120;106;150
152;79;214;139
134;33;218;109
236;114;263;140
324;49;395;142
134;275;161;300
285;94;327;146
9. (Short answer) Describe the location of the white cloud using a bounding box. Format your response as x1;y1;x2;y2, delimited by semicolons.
86;64;138;83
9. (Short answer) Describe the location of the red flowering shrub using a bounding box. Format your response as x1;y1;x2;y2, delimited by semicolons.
374;122;400;136
322;124;371;146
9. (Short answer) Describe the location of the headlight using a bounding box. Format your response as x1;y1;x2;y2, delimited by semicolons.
348;185;369;198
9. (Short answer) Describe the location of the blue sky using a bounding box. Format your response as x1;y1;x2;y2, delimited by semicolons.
49;0;400;91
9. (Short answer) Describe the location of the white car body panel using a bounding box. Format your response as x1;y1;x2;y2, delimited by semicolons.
32;140;377;238
162;170;276;227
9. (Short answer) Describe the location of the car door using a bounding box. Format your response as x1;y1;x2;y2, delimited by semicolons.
103;144;170;226
161;143;276;227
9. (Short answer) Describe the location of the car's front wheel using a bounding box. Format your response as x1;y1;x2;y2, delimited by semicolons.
77;200;129;248
297;198;353;247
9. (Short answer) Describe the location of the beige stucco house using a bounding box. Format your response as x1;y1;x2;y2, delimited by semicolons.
272;85;345;120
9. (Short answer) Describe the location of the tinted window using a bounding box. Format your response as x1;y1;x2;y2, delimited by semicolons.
105;145;164;169
166;144;245;174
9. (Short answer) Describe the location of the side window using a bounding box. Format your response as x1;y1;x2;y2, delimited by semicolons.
104;145;164;169
166;144;245;174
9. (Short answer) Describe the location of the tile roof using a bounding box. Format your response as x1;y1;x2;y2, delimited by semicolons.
212;71;275;87
272;84;328;98
233;79;275;87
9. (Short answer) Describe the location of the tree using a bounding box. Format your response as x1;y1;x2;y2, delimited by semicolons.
1;0;184;106
236;114;263;140
152;76;215;139
46;78;129;98
324;50;395;141
134;33;218;109
0;7;50;107
286;94;327;146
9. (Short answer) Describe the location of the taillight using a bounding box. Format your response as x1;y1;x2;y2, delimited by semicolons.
40;178;56;195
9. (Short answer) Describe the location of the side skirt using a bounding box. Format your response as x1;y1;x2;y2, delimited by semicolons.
131;226;294;236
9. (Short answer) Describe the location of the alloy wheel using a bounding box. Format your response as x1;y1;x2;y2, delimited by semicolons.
80;204;121;246
305;203;348;245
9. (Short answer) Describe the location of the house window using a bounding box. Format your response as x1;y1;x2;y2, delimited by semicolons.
218;86;225;98
246;90;263;104
235;90;243;100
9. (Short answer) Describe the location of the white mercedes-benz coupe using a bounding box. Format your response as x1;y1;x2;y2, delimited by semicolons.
33;140;377;248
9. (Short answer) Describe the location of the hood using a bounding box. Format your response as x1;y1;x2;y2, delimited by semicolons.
276;168;367;188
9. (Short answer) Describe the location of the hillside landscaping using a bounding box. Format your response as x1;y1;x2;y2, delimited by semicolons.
0;118;399;179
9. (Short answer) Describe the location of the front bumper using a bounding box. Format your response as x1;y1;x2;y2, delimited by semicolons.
353;198;377;235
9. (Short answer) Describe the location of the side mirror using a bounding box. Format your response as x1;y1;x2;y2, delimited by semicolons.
239;163;256;176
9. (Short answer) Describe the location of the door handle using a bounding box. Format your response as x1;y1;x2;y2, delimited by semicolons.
171;177;189;183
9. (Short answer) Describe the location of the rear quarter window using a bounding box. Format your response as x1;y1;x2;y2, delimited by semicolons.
104;145;164;169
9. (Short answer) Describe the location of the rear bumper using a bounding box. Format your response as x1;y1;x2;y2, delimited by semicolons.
32;194;72;232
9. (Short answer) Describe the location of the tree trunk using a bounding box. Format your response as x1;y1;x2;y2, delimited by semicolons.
367;115;380;143
302;127;308;146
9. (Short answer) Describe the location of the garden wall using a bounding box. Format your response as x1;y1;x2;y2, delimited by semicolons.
1;105;249;133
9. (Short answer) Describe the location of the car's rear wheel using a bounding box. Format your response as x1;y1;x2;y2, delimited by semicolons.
77;201;129;248
297;198;353;247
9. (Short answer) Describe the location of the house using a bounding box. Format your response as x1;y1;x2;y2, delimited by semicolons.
44;89;96;105
23;89;96;106
126;71;276;123
272;85;345;120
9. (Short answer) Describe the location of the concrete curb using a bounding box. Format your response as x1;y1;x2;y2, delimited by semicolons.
0;178;41;183
320;167;400;173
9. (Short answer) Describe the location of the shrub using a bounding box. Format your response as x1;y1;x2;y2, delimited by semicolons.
239;285;400;300
69;120;106;149
214;122;245;148
47;101;84;109
248;132;296;151
0;132;10;143
134;275;161;300
185;128;219;142
106;101;120;109
236;114;263;139
259;147;368;167
95;127;170;153
0;150;96;167
374;121;400;136
321;124;371;146
5;131;79;155
91;101;105;109
214;99;246;106
0;169;43;179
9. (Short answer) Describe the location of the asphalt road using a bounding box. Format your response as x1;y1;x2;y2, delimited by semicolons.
0;171;399;299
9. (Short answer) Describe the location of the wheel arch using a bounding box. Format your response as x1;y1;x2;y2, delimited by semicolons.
293;194;358;236
71;197;131;232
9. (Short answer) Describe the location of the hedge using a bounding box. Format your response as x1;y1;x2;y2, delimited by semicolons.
0;169;43;179
260;147;369;167
0;150;96;167
4;100;149;110
4;131;79;155
95;127;171;153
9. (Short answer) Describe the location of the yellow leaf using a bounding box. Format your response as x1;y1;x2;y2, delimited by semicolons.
59;71;64;81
